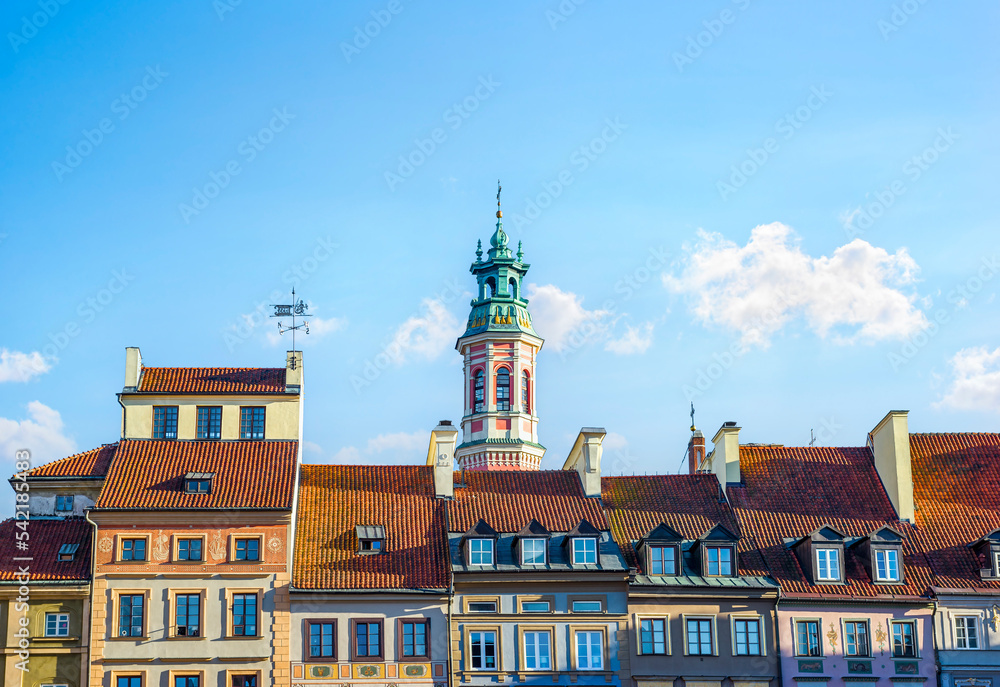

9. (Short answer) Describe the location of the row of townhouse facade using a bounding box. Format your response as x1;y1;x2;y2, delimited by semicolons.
4;219;1000;687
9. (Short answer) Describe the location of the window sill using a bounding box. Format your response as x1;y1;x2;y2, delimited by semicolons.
109;636;148;641
35;635;79;642
168;635;206;641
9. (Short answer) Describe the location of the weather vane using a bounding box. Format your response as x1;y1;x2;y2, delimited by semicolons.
690;402;696;432
271;287;310;366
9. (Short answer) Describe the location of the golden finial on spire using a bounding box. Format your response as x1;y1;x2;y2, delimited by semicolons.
496;179;502;218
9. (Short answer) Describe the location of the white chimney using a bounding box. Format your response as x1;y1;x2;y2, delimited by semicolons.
869;410;915;522
562;427;606;497
286;350;304;392
710;421;741;486
427;421;458;499
124;347;142;391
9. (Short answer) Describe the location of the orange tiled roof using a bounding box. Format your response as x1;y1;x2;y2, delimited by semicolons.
293;465;449;590
0;517;91;582
602;474;768;577
728;445;933;599
27;443;117;478
448;470;609;533
910;433;1000;590
136;367;287;394
94;440;297;510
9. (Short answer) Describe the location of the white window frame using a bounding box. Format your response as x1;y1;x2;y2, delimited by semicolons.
572;537;597;564
994;550;1000;576
469;538;493;566
732;615;763;656
954;615;979;650
574;630;604;670
523;630;552;670
44;612;70;637
469;630;498;670
521;538;546;565
815;548;841;581
875;548;901;582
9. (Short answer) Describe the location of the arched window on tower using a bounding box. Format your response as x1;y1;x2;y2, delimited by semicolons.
508;277;518;299
521;370;530;414
485;277;496;298
495;367;510;411
473;370;485;413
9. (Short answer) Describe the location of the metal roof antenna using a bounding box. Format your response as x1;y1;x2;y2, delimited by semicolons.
809;429;816;447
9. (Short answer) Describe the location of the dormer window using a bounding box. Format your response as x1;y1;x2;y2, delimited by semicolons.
650;546;677;575
469;539;493;565
706;546;733;576
856;526;906;584
995;551;1000;576
573;538;597;564
793;525;847;585
356;525;385;554
184;472;213;494
816;548;841;581
515;519;550;565
640;523;683;576
971;529;1000;580
58;543;79;562
875;548;900;581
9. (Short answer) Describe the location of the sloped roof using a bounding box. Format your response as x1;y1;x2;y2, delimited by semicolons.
728;445;933;599
25;443;117;479
293;465;449;590
449;470;609;533
135;367;287;394
0;518;91;582
910;433;1000;590
94;440;297;510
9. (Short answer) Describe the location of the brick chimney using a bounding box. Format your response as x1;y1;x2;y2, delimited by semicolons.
687;429;706;474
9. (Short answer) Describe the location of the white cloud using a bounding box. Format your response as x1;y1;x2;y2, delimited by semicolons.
0;349;52;383
331;430;428;466
525;283;611;353
266;315;347;346
605;322;654;355
664;223;928;347
0;401;76;465
934;346;1000;412
385;298;463;365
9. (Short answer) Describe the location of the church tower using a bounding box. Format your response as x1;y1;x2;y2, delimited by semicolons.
455;184;545;471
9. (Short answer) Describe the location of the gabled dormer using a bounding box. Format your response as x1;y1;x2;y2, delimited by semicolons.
463;518;498;567
852;526;906;584
792;524;847;584
514;519;550;566
566;519;601;566
638;523;684;576
972;529;1000;579
697;523;738;577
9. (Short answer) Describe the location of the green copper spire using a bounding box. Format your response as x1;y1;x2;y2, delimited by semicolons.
488;180;511;259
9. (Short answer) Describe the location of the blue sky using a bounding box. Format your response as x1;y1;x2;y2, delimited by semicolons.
2;1;999;513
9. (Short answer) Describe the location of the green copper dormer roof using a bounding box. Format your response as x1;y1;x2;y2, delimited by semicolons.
460;183;539;339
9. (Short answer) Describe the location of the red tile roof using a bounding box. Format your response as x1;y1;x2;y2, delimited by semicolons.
0;517;91;582
136;367;287;394
602;474;768;577
728;445;933;599
293;465;449;590
448;470;609;533
910;433;1000;590
94;440;297;510
27;443;117;478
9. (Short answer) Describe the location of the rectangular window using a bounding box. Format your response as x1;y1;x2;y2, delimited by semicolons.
522;538;546;565
308;621;336;659
816;548;841;581
177;539;203;561
55;495;73;512
875;549;901;581
116;678;142;687
232;594;258;637
734;618;761;655
522;601;550;613
467;601;497;613
196;406;222;440
121;538;146;562
705;546;732;576
118;594;144;637
45;612;70;637
892;621;916;657
955;616;979;649
235;538;260;561
524;630;551;670
354;621;382;659
239;407;265;439
650;546;677;575
175;594;200;637
469;631;496;670
469;538;493;565
174;677;199;687
573;538;597;564
576;631;604;669
686;618;713;655
845;621;870;656
153;406;178;439
572;600;603;613
796;620;821;656
401;620;429;658
230;677;257;687
640;618;667;655
994;551;1000;576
